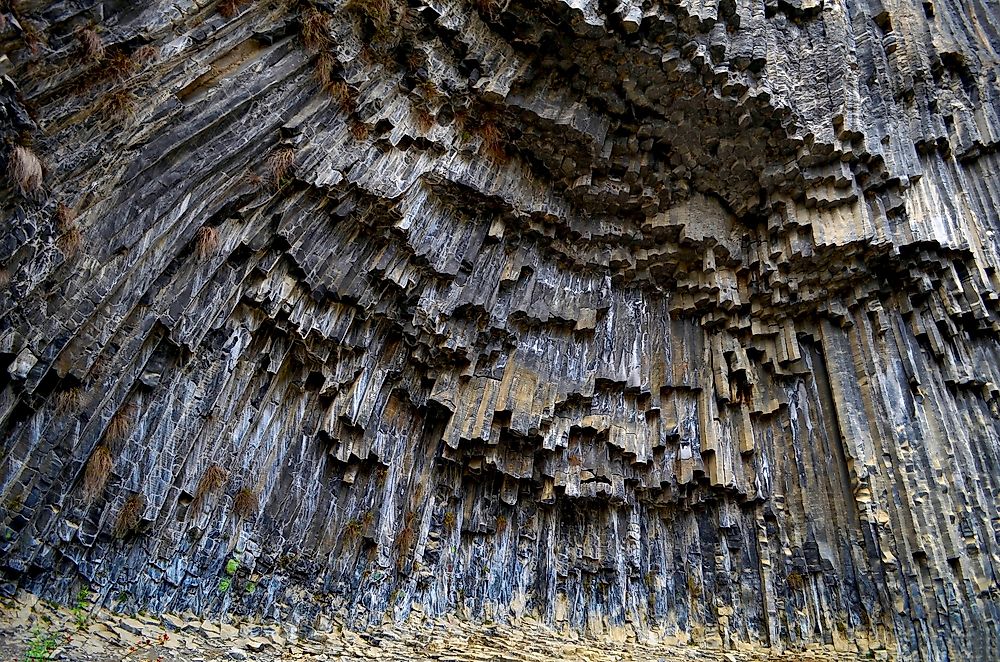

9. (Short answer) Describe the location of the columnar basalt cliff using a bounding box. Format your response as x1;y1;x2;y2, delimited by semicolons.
1;0;998;659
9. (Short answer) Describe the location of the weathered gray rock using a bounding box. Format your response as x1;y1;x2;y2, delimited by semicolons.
0;0;998;660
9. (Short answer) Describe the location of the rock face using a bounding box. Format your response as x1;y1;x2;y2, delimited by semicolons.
1;0;998;659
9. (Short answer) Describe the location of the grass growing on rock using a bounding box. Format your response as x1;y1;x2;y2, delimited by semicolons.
82;446;113;503
105;403;137;443
300;7;332;51
58;227;83;258
267;148;296;187
218;0;251;18
55;202;76;232
7;144;43;194
192;463;228;511
113;493;145;538
102;89;137;120
78;27;104;61
55;386;84;414
232;487;258;519
194;226;219;259
477;121;508;163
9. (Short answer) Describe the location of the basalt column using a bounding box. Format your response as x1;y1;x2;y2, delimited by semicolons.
1;0;998;660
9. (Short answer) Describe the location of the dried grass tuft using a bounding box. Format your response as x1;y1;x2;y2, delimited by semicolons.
218;0;250;18
82;446;113;504
8;145;43;194
56;386;85;414
132;45;158;68
55;202;77;232
102;89;136;119
496;513;508;531
243;169;264;190
346;0;393;26
478;121;508;163
114;493;145;538
194;226;219;259
58;226;83;258
414;105;434;131
300;7;331;51
105;403;137;443
394;515;415;571
267;147;296;186
314;52;336;86
78;27;104;61
349;120;370;141
325;81;355;113
232;487;258;519
103;49;136;81
191;464;229;511
22;22;45;56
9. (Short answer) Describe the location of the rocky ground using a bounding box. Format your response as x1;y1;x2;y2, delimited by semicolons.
0;592;890;662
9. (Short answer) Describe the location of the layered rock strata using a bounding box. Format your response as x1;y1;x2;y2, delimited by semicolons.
1;0;998;660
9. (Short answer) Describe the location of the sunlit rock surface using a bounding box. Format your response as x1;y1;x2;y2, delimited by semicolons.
1;0;998;660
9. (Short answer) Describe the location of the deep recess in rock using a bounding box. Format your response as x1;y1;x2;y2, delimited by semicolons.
1;0;998;659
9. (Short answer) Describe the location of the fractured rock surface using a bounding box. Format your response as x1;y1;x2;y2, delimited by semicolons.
1;0;999;660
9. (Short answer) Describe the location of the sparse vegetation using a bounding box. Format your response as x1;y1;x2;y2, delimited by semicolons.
58;226;83;258
78;27;104;61
395;520;414;571
71;587;91;629
267;147;296;187
218;0;250;18
8;144;43;194
300;7;331;51
224;557;240;575
349;120;370;141
218;577;231;592
416;80;441;102
21;21;45;56
132;45;158;68
347;0;406;56
192;463;228;510
232;487;258;519
787;571;805;590
101;49;137;82
452;107;469;130
495;514;507;531
22;626;62;661
194;226;219;259
114;493;145;538
55;202;77;232
343;517;363;539
105;403;136;443
442;510;456;531
413;105;434;131
313;52;336;86
346;0;393;27
55;386;84;414
82;446;113;503
477;121;508;163
326;81;355;113
686;573;702;597
102;89;136;120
